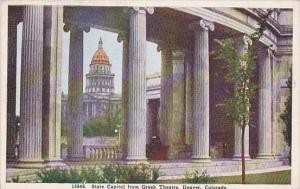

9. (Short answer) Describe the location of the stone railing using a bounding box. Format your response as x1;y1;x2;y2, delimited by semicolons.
83;145;122;160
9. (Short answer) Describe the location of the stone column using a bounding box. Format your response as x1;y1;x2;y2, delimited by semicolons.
233;35;252;160
118;32;129;158
185;51;193;145
18;6;44;167
158;43;172;146
168;50;186;159
271;52;279;156
6;10;18;161
64;23;90;160
190;19;214;162
126;7;153;162
257;47;273;158
42;6;65;166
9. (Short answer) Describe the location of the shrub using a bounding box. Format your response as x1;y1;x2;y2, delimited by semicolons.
184;170;215;184
80;167;102;183
37;168;70;183
100;164;159;183
36;164;159;183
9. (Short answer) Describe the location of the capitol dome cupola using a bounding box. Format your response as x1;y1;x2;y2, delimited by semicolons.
86;36;115;94
91;37;110;65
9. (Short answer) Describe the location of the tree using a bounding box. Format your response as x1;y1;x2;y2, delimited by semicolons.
214;9;273;184
280;68;292;163
83;107;121;137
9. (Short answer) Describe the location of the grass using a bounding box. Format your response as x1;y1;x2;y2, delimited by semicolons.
159;170;291;184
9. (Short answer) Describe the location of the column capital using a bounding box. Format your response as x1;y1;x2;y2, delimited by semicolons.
243;35;253;47
257;44;275;59
157;41;173;52
117;32;129;43
189;19;215;32
131;7;154;14
63;22;90;33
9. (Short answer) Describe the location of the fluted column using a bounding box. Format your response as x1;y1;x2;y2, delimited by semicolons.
42;6;64;166
185;51;193;145
257;47;273;158
118;32;129;158
6;10;18;161
126;7;153;162
64;23;90;160
18;6;44;167
190;19;214;162
158;43;173;146
233;35;251;160
168;50;186;159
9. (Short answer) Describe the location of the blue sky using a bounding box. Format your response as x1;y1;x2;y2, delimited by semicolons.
15;23;161;115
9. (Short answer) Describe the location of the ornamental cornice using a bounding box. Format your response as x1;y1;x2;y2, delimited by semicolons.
173;7;278;51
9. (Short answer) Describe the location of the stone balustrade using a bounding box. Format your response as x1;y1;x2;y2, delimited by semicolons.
83;145;122;160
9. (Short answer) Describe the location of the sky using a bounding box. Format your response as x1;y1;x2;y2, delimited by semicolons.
15;23;161;115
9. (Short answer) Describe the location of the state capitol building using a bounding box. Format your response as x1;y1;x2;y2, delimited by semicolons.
61;38;121;122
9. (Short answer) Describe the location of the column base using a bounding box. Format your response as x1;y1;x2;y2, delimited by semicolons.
232;155;251;161
14;159;44;169
67;156;85;162
191;155;211;163
6;155;17;162
44;158;66;168
256;154;274;159
167;145;186;160
126;156;148;164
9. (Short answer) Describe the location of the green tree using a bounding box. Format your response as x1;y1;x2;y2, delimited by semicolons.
83;107;121;137
214;9;273;184
280;68;292;162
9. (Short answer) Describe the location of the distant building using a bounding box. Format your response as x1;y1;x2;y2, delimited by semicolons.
61;37;121;123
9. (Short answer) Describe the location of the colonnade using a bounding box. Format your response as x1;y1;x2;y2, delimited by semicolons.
6;5;275;167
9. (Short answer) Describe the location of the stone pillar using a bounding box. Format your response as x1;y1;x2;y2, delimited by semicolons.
118;32;129;158
18;6;44;167
233;35;252;160
64;23;90;160
168;50;186;159
42;6;64;166
158;43;172;146
126;7;153;162
257;47;273;158
6;10;18;161
185;51;193;145
190;19;214;162
271;52;279;156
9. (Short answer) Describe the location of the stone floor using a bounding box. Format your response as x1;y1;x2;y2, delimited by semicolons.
6;158;290;182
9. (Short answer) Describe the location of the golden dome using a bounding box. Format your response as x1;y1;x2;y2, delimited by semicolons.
91;37;110;65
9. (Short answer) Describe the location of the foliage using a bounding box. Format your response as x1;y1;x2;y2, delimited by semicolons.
100;164;159;183
83;108;121;137
280;68;292;161
37;167;102;183
37;168;72;183
214;38;256;128
61;120;67;136
184;170;215;184
213;9;274;184
36;164;159;183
